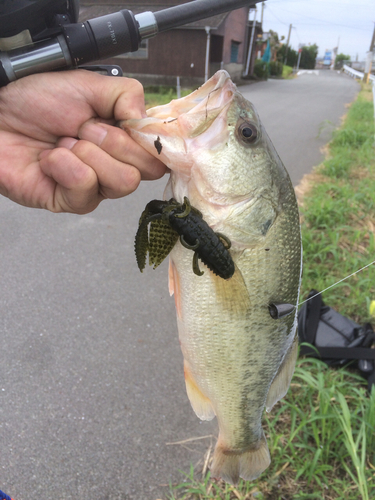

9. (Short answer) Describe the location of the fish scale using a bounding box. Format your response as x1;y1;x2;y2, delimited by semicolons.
121;70;302;485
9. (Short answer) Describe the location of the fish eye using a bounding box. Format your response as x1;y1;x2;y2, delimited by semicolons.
237;121;259;145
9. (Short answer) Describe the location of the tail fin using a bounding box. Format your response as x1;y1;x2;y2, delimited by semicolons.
210;434;270;485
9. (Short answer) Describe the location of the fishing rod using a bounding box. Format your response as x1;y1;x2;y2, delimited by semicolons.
0;0;264;87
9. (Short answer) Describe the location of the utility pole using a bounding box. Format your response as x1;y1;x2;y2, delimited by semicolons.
296;45;303;71
364;23;375;83
284;24;292;65
244;8;257;76
260;2;265;27
204;26;211;82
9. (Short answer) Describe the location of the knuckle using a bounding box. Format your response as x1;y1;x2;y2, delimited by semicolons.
46;147;70;164
121;166;141;194
56;147;97;188
105;165;141;199
72;163;96;186
72;139;95;159
145;161;167;180
106;126;131;150
124;77;144;96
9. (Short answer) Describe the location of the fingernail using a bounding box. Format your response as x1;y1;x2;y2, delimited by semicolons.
79;123;108;146
58;137;78;150
38;149;53;160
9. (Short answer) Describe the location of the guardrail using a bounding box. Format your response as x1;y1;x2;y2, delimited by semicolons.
343;64;375;146
343;64;375;82
296;70;319;76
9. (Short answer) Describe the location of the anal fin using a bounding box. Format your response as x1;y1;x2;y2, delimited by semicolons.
184;361;215;421
266;334;298;412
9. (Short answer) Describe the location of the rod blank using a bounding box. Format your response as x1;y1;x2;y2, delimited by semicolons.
154;0;262;33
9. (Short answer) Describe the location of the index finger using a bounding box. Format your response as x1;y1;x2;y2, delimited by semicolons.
76;121;167;180
80;71;148;121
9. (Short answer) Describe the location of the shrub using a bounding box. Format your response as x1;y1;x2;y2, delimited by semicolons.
269;61;283;77
300;44;319;69
335;53;351;69
253;59;268;80
277;44;298;67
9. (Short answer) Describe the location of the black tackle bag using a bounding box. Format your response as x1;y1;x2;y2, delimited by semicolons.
298;290;375;392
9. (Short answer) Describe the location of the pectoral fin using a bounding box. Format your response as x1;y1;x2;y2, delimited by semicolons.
213;262;251;315
266;334;298;412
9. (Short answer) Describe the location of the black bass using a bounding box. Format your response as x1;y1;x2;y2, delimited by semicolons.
121;70;302;484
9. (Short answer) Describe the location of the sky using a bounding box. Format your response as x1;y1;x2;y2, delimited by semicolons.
255;0;374;61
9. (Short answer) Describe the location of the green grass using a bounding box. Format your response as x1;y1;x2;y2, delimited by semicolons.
282;65;294;79
168;361;375;500
288;362;375;500
301;84;375;322
144;85;193;108
164;83;375;499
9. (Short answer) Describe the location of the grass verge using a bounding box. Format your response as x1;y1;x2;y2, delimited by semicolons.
282;65;294;79
144;85;192;108
165;83;375;499
297;83;375;322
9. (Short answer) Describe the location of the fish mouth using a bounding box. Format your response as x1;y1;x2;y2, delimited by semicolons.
146;70;236;122
120;71;237;172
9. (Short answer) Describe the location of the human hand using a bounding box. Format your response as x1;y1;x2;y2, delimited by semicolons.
0;70;166;214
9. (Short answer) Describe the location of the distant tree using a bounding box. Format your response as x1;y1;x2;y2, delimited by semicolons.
277;44;298;67
300;44;318;69
335;53;351;69
336;53;351;63
267;30;285;61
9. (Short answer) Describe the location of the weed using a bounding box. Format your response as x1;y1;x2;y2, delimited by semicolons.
144;88;193;108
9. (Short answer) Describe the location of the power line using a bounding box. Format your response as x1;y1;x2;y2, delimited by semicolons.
265;3;370;31
294;23;365;29
271;0;370;7
293;27;301;44
265;5;290;26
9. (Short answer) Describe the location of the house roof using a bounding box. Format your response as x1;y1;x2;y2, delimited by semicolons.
79;2;233;29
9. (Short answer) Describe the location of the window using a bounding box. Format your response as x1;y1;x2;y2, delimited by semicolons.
230;41;240;63
116;39;148;59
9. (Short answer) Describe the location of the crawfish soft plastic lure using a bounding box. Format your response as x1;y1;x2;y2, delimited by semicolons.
135;197;235;280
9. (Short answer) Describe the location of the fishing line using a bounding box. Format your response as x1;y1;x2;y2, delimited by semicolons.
297;259;375;307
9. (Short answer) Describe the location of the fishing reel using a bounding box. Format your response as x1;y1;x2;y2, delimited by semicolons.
0;0;263;88
0;1;80;42
0;0;136;85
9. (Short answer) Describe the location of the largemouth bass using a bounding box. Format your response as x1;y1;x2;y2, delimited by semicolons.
121;70;302;485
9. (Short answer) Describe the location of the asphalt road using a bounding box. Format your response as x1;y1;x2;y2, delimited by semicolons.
0;70;359;500
239;70;359;186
